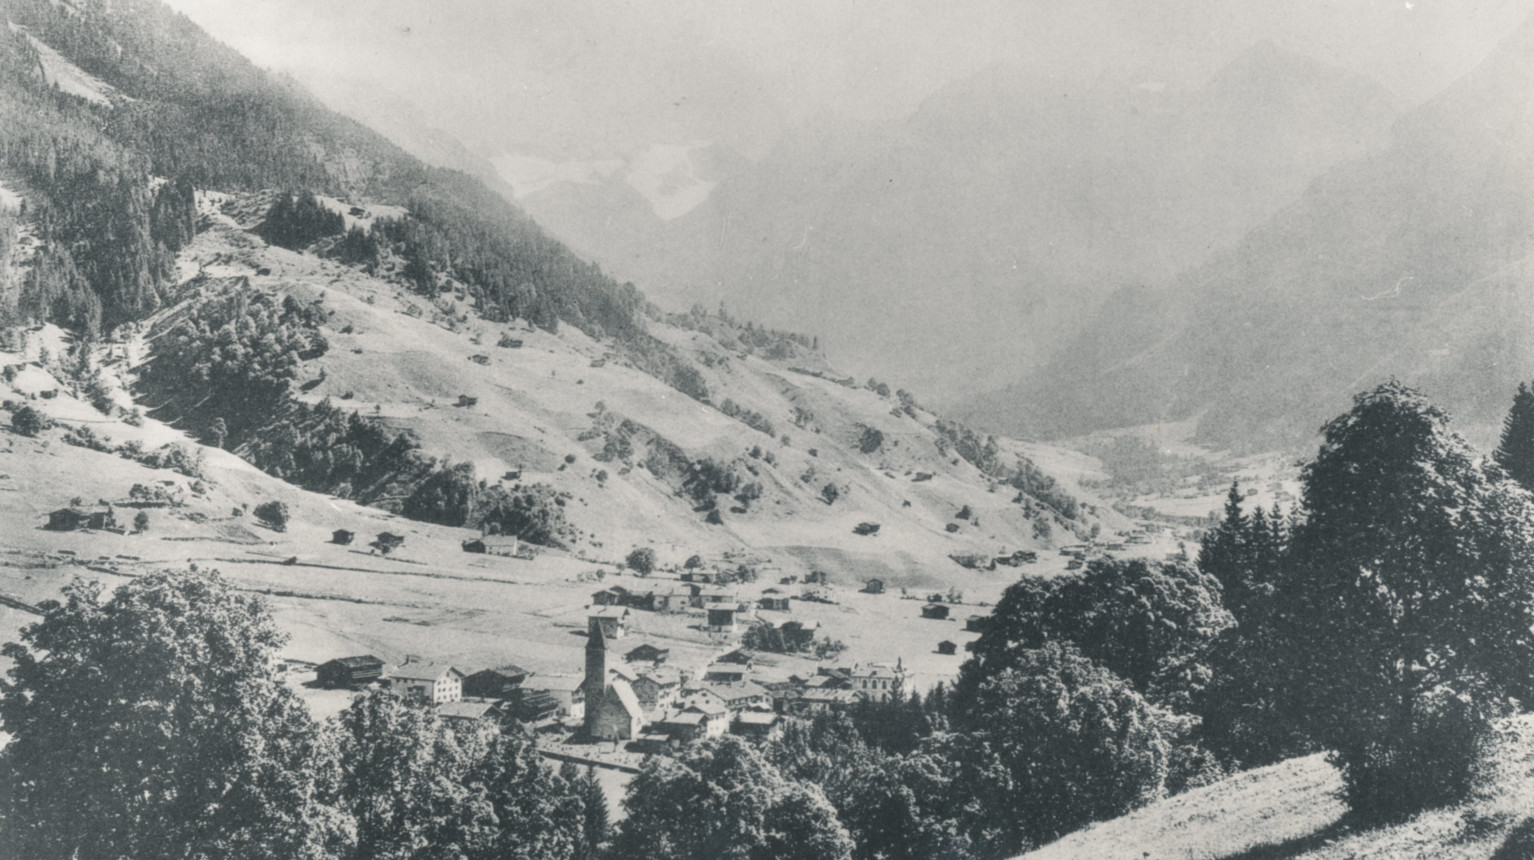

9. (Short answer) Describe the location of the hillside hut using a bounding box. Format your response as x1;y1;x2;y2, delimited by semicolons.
375;532;405;552
862;578;885;595
461;538;487;553
46;508;89;531
937;640;958;656
966;614;990;632
707;606;738;632
331;529;355;545
921;603;951;620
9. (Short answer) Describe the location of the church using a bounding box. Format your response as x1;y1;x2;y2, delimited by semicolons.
583;618;646;741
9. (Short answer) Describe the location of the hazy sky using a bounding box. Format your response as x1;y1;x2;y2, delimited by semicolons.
164;0;1534;160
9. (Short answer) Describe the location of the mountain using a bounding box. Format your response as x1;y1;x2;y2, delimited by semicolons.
972;17;1534;450
0;0;1124;695
515;44;1399;403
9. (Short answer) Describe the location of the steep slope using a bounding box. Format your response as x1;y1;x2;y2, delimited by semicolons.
126;191;1108;592
1019;716;1534;860
518;47;1398;402
981;18;1534;449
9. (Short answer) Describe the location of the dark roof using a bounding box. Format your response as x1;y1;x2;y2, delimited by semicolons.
324;655;383;669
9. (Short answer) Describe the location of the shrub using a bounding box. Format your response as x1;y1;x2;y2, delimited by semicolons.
253;500;290;532
625;547;656;576
10;405;47;437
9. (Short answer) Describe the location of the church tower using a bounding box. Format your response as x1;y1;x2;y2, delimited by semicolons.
584;622;610;700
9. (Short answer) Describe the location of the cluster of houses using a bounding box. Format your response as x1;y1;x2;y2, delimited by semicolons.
313;603;914;755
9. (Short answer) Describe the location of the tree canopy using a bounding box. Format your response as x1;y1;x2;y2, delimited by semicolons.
1279;381;1534;818
0;569;350;859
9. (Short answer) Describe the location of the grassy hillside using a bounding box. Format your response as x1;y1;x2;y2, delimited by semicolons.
1020;716;1534;860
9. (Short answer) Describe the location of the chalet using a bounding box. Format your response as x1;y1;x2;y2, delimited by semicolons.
388;661;464;704
436;699;503;726
46;508;89;531
461;539;487;553
691;586;736;608
624;643;670;665
862;578;886;595
630;668;682;715
732;710;782;740
315;655;385;689
331;529;355;545
848;661;908;698
705;682;772;713
375;532;405;552
706;606;738;632
758;595;791;611
647;590;690;613
512;689;561;723
481;535;521;557
588;606;630;639
521;674;585;721
716;648;754;666
922;603;951;620
462;665;530;700
703;664;748;684
591;586;629;606
792;688;860;715
938;640;958;656
966;615;990;633
656;702;728;741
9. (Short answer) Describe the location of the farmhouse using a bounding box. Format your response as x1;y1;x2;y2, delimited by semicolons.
656;702;728;741
624;643;670;665
481;535;521;557
732;710;781;740
716;648;754;666
387;661;464;704
45;508;89;531
758;595;791;611
462;664;530;700
521;674;585;721
630;667;681;715
436;700;502;726
315;655;385;689
703;664;748;683
706;606;738;632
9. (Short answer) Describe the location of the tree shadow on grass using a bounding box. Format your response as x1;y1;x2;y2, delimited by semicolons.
1223;817;1356;860
1490;817;1534;860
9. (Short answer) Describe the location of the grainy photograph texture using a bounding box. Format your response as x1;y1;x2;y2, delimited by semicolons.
1;1;1533;858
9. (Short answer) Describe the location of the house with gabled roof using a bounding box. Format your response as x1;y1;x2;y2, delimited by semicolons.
462;664;530;700
316;655;385;689
387;661;464;704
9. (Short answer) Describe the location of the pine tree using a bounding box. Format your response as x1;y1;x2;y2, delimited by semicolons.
1495;381;1534;491
579;766;608;852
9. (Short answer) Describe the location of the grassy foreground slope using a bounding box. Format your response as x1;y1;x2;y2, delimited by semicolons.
1020;716;1534;860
